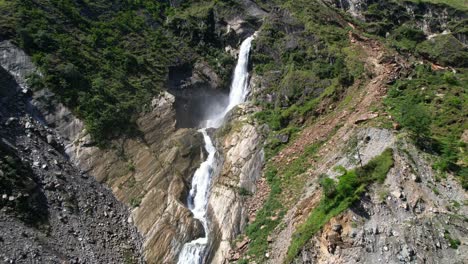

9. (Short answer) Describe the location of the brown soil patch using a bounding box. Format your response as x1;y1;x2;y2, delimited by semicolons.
264;31;409;263
274;32;404;166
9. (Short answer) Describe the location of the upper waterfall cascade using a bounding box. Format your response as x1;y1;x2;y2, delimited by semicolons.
177;34;255;264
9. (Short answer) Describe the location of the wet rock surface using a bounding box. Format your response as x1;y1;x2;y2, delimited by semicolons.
0;70;143;263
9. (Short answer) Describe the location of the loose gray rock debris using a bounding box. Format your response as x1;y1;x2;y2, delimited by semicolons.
0;71;143;263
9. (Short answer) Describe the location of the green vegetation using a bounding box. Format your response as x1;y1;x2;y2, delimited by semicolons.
252;0;359;135
245;142;322;262
130;196;142;208
362;1;468;63
127;161;136;172
403;0;468;11
385;65;467;188
251;0;363;184
238;187;252;196
444;230;461;249
0;0;238;145
247;1;367;261
123;249;138;264
10;0;177;144
285;148;394;262
416;34;468;67
389;26;426;52
247;0;467;261
0;0;15;39
361;0;468;188
386;26;467;68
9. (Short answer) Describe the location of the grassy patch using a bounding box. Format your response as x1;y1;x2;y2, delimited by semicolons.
245;142;322;261
403;0;468;11
444;230;461;249
285;148;394;262
385;64;467;188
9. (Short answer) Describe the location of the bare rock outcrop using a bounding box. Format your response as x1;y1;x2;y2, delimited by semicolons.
208;104;265;263
0;40;37;92
298;137;468;264
0;55;142;263
52;92;207;263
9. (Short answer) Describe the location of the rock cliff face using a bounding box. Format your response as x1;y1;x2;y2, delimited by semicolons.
298;131;468;264
0;46;142;263
0;2;269;261
1;41;206;263
0;40;37;93
207;105;266;263
44;92;208;263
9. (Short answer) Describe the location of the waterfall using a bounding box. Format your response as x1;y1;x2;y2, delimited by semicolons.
177;34;255;264
205;35;255;129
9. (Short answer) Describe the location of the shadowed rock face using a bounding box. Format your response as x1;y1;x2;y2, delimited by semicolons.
170;86;229;129
167;62;229;128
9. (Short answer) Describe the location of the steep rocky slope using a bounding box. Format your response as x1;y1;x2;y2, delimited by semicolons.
207;104;266;263
1;1;268;262
0;52;142;263
223;1;467;263
0;0;466;264
1;38;208;263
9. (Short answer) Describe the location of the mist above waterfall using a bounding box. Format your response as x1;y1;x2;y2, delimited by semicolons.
170;86;229;128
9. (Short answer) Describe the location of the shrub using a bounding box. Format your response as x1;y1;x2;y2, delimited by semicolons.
444;230;461;249
285;149;394;262
398;101;432;138
238;187;251;196
130;197;142;208
320;177;336;198
390;25;426;52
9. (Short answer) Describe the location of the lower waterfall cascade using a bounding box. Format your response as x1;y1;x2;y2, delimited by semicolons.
176;34;256;264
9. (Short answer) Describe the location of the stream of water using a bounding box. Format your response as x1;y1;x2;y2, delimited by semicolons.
177;34;255;264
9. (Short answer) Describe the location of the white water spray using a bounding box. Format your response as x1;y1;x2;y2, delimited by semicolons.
205;35;255;128
177;34;255;264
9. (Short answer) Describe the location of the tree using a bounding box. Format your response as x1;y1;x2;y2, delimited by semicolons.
399;101;431;138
